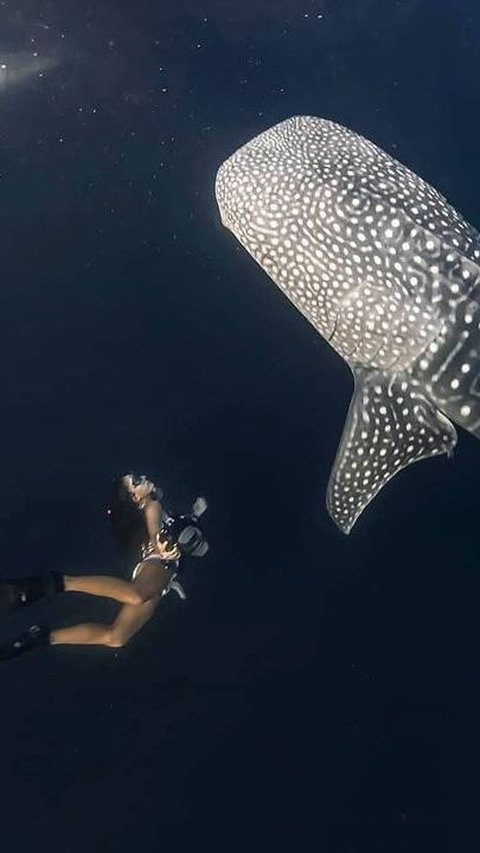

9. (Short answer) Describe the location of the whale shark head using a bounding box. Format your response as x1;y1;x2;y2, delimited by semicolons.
216;116;480;532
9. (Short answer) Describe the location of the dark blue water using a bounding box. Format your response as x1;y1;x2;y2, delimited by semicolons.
0;1;478;850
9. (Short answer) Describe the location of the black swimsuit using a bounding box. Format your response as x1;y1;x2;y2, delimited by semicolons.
131;535;185;599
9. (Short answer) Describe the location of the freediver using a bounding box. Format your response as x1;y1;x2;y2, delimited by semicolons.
0;473;208;660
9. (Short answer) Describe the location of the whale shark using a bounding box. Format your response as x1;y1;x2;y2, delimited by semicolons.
215;116;480;533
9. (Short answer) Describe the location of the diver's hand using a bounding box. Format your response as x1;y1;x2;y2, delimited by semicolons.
156;539;181;561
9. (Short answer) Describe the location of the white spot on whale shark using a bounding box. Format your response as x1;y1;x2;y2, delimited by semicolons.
215;116;480;533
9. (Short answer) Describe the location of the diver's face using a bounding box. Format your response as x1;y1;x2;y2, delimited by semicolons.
123;473;156;506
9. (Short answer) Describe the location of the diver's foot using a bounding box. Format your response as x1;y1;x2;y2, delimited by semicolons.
0;573;64;612
0;625;50;661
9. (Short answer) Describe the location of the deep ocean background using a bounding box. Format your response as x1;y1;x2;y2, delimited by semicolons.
0;1;478;850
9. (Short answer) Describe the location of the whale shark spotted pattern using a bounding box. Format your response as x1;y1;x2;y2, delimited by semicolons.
215;116;480;532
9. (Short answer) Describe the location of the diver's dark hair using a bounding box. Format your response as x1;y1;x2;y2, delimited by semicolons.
107;476;149;558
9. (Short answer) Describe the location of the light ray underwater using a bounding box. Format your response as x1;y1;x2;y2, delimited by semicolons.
215;116;480;533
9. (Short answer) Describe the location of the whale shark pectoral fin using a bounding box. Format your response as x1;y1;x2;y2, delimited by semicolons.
326;369;457;534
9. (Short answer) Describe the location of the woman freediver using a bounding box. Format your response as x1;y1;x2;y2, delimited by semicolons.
0;473;208;660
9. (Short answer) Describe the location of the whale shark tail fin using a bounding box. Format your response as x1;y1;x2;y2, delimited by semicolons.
326;368;457;534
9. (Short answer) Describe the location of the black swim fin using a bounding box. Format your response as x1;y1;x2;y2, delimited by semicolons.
0;572;64;613
0;624;50;661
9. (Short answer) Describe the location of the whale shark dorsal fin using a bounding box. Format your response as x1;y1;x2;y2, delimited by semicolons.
326;369;458;534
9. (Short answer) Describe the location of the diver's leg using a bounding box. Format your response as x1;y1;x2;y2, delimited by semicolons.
0;622;109;659
50;595;161;647
0;564;164;612
63;575;145;605
49;622;113;646
0;596;161;657
63;561;168;605
0;573;143;611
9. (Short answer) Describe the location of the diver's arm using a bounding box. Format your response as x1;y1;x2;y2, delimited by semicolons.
144;499;180;560
144;498;164;539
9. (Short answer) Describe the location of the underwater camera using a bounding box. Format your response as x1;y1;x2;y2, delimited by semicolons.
159;496;209;558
